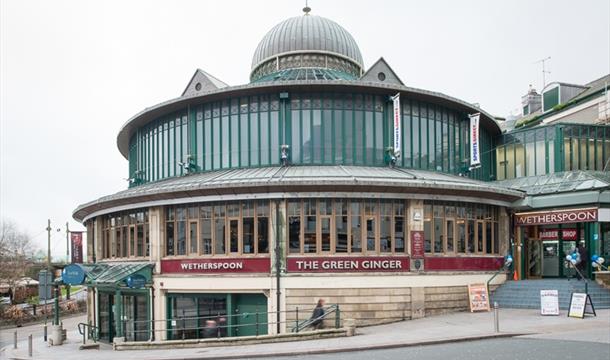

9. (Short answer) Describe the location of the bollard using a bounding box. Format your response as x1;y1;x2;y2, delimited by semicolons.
43;324;47;342
33;304;37;316
14;331;17;349
493;301;499;333
295;307;299;333
28;334;32;357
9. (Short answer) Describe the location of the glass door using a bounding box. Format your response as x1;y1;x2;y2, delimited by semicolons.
123;294;149;341
527;239;542;278
542;240;559;277
98;292;114;342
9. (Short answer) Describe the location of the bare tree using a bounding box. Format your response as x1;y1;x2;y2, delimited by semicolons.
0;219;36;296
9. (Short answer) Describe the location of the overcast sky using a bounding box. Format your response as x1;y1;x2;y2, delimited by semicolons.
1;0;609;260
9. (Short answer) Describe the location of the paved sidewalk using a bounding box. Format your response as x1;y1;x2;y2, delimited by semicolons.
2;309;608;360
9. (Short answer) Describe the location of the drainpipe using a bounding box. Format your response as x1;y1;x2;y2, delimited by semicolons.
275;200;281;334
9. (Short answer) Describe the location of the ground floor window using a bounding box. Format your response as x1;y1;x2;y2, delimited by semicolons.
424;201;500;255
167;293;267;339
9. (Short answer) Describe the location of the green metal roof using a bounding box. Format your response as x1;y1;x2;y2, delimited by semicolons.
252;68;357;82
84;262;153;286
496;171;610;195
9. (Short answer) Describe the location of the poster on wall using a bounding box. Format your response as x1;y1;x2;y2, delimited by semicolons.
467;283;490;312
410;231;425;258
540;289;559;315
469;113;481;168
392;93;401;158
70;232;83;264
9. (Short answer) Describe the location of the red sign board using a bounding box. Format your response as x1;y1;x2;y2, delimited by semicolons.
516;208;597;226
539;229;577;240
70;232;83;264
161;258;270;274
287;257;409;273
410;231;425;258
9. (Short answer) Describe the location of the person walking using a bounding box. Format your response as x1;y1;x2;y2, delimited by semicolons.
311;298;325;329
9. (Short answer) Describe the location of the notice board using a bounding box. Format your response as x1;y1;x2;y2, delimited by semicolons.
468;283;490;312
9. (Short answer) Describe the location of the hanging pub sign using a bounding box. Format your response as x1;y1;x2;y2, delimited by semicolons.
469;113;481;168
70;232;83;264
516;208;598;226
62;264;85;286
392;93;401;158
568;292;596;318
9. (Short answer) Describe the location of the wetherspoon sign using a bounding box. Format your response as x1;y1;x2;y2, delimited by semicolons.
161;258;270;274
515;208;597;226
287;257;409;273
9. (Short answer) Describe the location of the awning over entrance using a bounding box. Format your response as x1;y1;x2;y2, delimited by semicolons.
81;262;154;288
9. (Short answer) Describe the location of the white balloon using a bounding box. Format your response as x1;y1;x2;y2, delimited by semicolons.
570;259;577;265
598;257;605;264
566;255;572;261
592;262;599;268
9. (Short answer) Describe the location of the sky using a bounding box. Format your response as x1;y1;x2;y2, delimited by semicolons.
1;0;609;260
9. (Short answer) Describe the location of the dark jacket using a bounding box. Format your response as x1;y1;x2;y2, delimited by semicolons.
311;306;325;323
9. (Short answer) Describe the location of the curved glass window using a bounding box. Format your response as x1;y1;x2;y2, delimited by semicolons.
128;92;495;185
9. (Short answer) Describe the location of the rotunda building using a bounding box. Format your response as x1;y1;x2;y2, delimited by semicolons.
74;8;523;343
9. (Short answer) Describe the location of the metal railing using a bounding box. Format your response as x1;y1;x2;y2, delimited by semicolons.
291;304;339;333
78;322;99;344
118;304;342;342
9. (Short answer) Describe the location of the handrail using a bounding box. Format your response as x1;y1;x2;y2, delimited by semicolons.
78;322;99;344
565;260;589;294
291;304;339;333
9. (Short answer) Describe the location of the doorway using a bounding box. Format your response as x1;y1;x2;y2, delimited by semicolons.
98;292;114;342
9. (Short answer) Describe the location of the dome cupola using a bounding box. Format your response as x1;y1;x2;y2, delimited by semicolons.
250;8;364;82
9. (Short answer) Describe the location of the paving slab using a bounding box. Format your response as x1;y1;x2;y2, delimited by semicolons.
2;309;608;360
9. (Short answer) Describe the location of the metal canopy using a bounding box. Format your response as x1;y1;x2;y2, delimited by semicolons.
83;262;153;287
73;165;524;222
496;171;610;196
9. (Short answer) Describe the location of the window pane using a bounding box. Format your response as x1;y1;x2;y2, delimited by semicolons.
323;109;333;163
302;109;311;163
291;109;301;162
260;112;269;166
350;201;361;252
321;217;331;251
336;215;348;253
215;218;225;254
304;215;316;253
457;220;466;253
486;222;492;254
289;215;301;253
177;221;186;255
313;109;322;163
366;218;375;252
189;222;197;254
380;216;391;252
166;222;174;256
446;220;454;252
201;218;212;255
334;108;343;163
477;222;484;253
394;216;404;252
249;113;258;166
243;218;254;254
354;110;364;165
257;216;269;253
434;218;443;253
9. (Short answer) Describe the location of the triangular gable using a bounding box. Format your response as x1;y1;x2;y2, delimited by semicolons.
181;69;229;97
360;57;404;86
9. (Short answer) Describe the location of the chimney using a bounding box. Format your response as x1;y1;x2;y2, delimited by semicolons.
521;85;542;116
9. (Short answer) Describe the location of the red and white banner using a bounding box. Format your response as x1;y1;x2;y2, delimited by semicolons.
392;93;401;158
469;113;481;168
70;232;83;264
287;257;409;273
410;231;425;258
538;229;577;240
161;258;270;274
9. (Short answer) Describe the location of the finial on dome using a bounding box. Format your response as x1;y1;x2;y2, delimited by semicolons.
303;0;311;15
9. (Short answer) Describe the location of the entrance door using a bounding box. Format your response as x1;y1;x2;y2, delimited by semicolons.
98;292;114;342
234;294;268;337
542;241;559;277
527;239;542;278
123;294;148;341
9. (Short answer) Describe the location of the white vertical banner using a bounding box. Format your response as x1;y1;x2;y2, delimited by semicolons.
392;93;401;158
469;113;481;168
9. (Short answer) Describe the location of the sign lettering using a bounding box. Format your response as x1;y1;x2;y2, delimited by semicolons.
469;113;480;167
287;257;409;273
516;208;597;226
392;93;401;158
411;231;425;258
161;258;270;274
538;229;577;240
